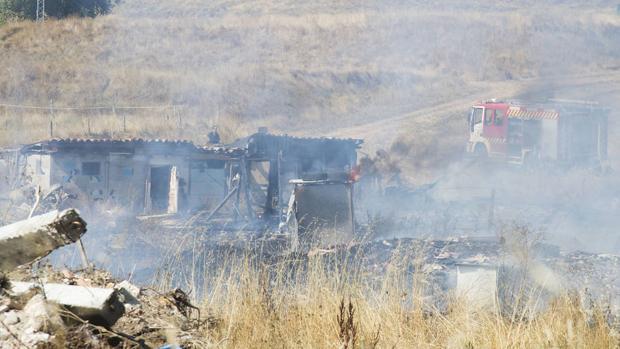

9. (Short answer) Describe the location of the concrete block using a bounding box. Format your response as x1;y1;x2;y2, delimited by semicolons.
11;282;124;327
456;263;498;310
0;209;87;271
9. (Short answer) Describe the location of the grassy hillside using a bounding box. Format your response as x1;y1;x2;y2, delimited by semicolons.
0;1;618;161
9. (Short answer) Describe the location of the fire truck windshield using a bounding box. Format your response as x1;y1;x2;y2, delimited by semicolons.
470;107;483;132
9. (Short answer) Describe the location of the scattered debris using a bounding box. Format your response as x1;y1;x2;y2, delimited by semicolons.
0;292;65;347
0;274;10;293
167;288;200;319
1;265;217;348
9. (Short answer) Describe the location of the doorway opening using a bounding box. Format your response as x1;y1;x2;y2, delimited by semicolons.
150;166;171;212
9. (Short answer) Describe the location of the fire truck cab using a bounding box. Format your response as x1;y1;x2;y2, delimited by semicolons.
467;100;609;167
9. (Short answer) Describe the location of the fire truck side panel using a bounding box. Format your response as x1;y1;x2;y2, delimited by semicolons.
557;111;608;165
600;114;608;161
540;119;559;161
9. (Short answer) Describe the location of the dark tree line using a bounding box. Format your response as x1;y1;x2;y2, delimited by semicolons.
0;0;117;22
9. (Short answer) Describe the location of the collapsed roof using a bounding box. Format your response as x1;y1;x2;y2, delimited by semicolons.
18;133;363;161
20;138;246;158
235;132;363;162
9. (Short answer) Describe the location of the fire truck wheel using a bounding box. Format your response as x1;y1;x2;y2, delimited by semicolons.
473;143;488;159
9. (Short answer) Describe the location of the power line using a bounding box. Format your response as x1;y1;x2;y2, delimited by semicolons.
0;103;183;111
36;0;45;22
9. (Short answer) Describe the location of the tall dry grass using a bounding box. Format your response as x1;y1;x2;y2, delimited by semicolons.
0;105;252;145
154;238;618;348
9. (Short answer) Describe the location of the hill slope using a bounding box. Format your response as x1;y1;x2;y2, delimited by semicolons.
0;0;618;176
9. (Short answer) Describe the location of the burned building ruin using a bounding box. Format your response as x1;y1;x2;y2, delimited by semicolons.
19;139;244;215
10;131;363;238
237;130;362;220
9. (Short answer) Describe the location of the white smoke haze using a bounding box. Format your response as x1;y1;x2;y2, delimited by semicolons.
0;1;618;144
0;0;619;302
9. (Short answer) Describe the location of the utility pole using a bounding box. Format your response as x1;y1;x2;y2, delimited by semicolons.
48;100;54;137
36;0;45;22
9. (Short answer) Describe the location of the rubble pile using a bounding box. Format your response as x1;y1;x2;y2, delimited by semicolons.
1;266;217;348
549;251;620;308
0;211;217;348
359;238;617;288
0;291;66;347
159;234;620;308
291;237;620;313
354;237;502;269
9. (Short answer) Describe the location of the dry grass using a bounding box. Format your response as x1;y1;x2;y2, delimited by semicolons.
152;243;618;348
0;1;618;149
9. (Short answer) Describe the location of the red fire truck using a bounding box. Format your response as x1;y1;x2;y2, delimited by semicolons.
466;100;609;167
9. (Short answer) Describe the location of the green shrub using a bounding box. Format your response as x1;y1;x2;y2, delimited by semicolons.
0;0;117;22
0;1;18;24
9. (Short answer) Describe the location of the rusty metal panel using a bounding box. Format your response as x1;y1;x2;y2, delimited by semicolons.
294;182;354;246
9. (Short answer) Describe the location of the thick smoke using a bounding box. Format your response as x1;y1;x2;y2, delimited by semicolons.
0;0;619;290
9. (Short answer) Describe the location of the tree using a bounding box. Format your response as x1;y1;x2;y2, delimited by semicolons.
0;0;116;22
0;1;18;24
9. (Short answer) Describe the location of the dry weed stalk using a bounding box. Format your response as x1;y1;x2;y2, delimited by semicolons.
337;297;358;349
